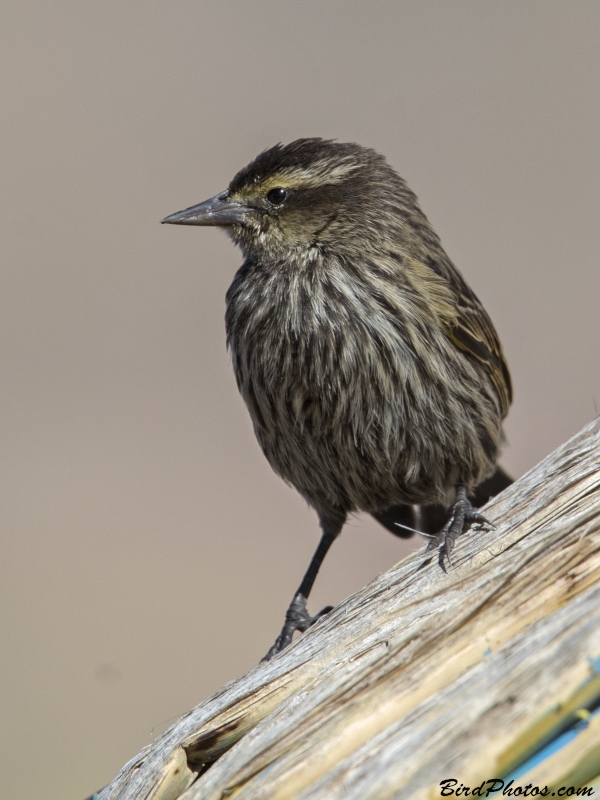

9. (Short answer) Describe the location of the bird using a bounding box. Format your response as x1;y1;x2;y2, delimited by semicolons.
161;138;513;660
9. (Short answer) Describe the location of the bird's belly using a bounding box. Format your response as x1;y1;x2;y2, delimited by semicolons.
235;321;502;516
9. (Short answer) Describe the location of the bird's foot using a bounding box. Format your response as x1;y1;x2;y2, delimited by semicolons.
426;486;494;570
261;593;333;662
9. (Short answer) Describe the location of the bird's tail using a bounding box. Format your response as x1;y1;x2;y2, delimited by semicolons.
372;465;513;538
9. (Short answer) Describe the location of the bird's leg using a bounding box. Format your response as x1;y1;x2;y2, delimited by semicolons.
428;486;494;570
262;517;343;662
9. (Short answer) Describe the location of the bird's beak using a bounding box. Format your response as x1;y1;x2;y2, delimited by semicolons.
161;192;251;226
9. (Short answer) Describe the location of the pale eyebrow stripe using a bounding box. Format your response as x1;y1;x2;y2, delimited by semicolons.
258;160;361;191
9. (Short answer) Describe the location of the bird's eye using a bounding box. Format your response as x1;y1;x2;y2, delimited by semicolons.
266;187;288;206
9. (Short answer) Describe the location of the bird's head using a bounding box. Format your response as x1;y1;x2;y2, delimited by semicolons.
162;138;417;262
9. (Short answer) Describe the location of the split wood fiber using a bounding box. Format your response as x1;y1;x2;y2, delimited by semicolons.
98;417;600;800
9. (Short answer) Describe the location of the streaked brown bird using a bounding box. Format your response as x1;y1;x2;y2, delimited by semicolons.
162;139;512;660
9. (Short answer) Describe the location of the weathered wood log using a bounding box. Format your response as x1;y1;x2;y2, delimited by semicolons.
97;417;600;800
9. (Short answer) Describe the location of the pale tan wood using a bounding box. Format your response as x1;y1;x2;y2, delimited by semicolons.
98;417;600;800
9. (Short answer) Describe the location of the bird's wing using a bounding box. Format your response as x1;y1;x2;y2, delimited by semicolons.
407;255;512;418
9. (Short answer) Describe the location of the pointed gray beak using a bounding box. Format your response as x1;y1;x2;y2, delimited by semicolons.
161;192;251;226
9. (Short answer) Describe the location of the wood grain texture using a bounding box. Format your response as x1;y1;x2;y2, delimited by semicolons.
98;417;600;800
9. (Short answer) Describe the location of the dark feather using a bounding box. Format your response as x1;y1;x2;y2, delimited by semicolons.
429;257;513;417
372;465;513;537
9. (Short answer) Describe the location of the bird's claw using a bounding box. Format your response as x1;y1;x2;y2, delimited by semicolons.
426;487;494;571
261;593;333;662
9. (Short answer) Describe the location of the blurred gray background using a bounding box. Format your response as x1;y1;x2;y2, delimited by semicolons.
1;2;599;798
